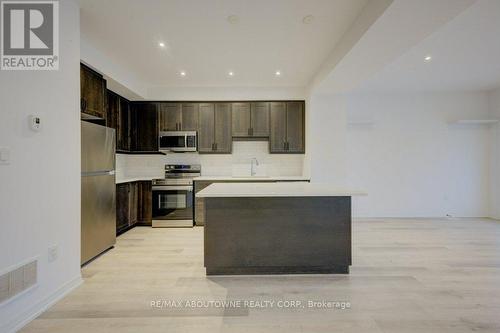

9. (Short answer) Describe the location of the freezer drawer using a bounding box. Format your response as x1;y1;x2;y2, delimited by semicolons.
81;174;116;264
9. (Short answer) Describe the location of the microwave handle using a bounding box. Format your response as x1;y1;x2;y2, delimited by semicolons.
152;185;192;191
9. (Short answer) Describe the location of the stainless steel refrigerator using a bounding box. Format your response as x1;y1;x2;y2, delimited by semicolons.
81;121;116;265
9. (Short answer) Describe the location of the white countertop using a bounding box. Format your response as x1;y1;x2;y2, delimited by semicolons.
115;176;157;184
196;182;367;198
116;175;309;184
194;176;310;181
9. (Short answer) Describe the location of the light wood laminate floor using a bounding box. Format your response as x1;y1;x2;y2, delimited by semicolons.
21;218;500;333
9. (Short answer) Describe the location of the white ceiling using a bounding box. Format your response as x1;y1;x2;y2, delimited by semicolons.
355;0;500;93
80;0;368;88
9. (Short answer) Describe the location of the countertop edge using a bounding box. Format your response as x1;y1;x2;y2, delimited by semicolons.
197;193;367;198
196;183;367;198
193;176;311;181
115;177;157;184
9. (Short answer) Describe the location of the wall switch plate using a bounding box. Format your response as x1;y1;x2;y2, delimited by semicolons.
0;147;10;165
48;245;58;262
29;115;42;132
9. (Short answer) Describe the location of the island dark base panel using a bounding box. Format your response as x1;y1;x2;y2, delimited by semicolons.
204;196;351;275
206;265;349;275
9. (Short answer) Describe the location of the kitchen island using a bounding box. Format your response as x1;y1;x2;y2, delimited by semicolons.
196;182;366;275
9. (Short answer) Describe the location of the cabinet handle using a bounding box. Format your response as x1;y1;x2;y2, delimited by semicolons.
283;142;286;150
250;128;253;136
81;98;87;112
248;128;251;136
215;142;218;150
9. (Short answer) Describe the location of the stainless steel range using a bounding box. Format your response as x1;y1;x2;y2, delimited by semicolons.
152;164;201;227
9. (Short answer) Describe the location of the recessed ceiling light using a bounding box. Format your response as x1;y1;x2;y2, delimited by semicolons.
227;15;239;24
424;55;432;62
302;15;314;24
180;71;186;77
158;42;166;48
228;71;234;76
275;71;281;76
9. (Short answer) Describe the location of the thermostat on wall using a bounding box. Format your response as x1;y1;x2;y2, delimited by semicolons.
29;115;42;132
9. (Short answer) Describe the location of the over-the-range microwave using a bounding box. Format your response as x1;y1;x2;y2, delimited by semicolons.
159;131;197;152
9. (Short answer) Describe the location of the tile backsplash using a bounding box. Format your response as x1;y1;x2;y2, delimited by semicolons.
116;141;304;178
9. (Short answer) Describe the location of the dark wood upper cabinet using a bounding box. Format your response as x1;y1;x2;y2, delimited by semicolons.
270;102;305;153
232;103;251;137
270;102;287;152
118;96;131;151
285;102;304;153
106;91;119;129
198;103;231;153
251;102;270;137
107;99;301;155
106;90;131;151
198;103;216;153
232;102;269;138
159;103;199;131
159;103;181;131
130;102;158;152
181;103;199;131
80;63;106;119
214;103;232;153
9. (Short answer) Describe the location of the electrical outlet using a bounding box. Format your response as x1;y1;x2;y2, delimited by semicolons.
48;245;58;262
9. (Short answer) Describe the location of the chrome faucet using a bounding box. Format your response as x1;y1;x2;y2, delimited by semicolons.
250;158;259;176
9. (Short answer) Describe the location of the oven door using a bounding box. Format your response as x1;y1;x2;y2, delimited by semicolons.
152;185;194;223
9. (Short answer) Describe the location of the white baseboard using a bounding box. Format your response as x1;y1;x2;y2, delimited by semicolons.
3;275;83;333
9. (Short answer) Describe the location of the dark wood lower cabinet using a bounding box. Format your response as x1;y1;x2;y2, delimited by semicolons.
137;181;152;226
116;183;131;234
116;181;153;235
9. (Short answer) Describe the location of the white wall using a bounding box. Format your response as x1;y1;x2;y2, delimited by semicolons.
117;141;304;179
488;87;500;219
307;91;492;217
146;86;307;101
306;94;348;185
0;1;82;332
80;37;147;100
